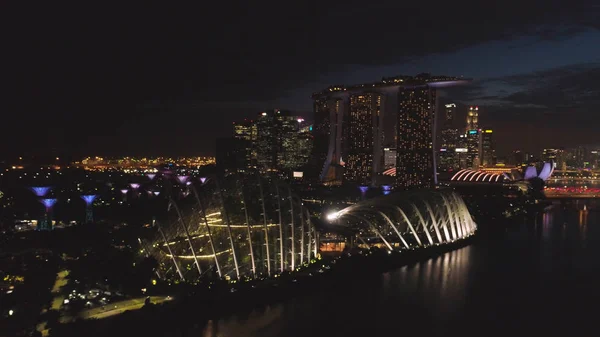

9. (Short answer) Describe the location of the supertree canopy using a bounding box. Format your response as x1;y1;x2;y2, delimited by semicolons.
40;198;57;210
81;195;97;205
31;186;51;197
143;175;318;282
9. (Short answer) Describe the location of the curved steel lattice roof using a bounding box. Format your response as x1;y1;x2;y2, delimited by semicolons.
142;174;317;282
326;189;476;250
450;169;508;183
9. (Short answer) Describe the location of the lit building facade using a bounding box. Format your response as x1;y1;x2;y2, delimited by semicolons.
233;119;257;170
311;74;470;187
466;106;479;131
439;103;459;172
344;93;382;185
465;129;480;169
480;129;495;167
396;87;435;189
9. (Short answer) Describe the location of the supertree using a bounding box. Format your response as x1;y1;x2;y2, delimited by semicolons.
120;189;128;202
81;195;97;223
31;186;51;197
147;173;156;180
130;183;140;198
358;186;369;200
39;198;57;231
382;185;392;195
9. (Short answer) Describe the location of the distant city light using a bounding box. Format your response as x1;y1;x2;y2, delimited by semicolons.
130;183;140;189
153;191;160;196
297;118;304;123
120;189;128;195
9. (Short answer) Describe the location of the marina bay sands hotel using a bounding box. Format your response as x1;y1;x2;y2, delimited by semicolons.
312;73;470;188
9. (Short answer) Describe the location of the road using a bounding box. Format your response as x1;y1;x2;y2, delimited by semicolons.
79;296;173;320
37;270;70;336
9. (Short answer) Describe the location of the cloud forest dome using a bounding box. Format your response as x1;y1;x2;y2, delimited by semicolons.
327;189;476;250
143;175;318;282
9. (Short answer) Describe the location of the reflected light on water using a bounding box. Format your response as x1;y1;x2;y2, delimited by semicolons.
202;306;284;337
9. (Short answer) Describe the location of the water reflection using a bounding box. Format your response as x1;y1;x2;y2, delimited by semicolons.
193;201;600;335
200;247;473;337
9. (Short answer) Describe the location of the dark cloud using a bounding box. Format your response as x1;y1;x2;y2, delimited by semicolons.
1;1;600;156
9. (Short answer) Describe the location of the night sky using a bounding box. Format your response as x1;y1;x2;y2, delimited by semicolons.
2;1;600;158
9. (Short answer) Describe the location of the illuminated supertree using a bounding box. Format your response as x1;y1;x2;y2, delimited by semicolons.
39;198;57;231
31;186;51;197
81;195;97;223
359;186;369;200
199;177;207;184
147;173;156;180
176;175;190;197
130;183;140;198
382;185;392;195
121;189;128;202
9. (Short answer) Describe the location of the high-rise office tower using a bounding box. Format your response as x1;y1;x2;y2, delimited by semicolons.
312;74;470;187
232;119;257;169
344;93;382;185
279;118;312;170
465;129;480;169
466;106;479;131
396;87;435;189
480;129;495;167
439;103;459;172
255;109;311;173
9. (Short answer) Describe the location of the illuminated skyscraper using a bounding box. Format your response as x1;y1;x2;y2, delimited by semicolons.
312;74;470;187
480;129;495;167
233;119;257;169
439;103;459;172
465;129;480;169
396;87;435;189
466;106;479;131
344;93;382;185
